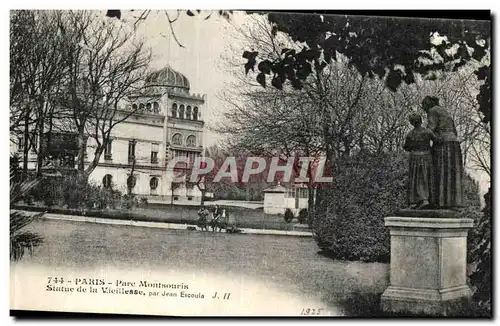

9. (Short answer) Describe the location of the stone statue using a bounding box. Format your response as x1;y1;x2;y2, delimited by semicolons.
422;96;464;209
403;113;435;209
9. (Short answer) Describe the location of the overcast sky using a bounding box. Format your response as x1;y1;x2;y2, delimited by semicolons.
124;10;249;147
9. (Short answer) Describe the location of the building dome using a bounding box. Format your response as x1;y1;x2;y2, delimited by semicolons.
145;65;190;90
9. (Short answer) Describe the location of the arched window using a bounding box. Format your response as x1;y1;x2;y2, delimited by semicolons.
179;105;185;119
132;103;138;110
146;103;152;112
139;103;145;110
102;174;112;189
150;177;159;190
127;175;137;189
153;102;160;114
171;103;178;118
179;104;184;119
172;133;182;145
193;107;199;121
186;135;196;147
186;106;192;120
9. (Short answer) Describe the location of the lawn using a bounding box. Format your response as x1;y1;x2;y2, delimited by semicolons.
12;219;389;316
13;202;306;231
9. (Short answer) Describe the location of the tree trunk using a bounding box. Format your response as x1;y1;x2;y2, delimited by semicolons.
308;186;315;214
315;184;327;209
195;176;206;206
35;106;45;177
201;189;206;206
127;158;136;195
81;146;104;185
22;108;30;180
315;145;334;219
77;126;86;171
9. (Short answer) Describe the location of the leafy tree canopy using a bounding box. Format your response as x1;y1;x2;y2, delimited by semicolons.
246;12;490;122
106;10;491;123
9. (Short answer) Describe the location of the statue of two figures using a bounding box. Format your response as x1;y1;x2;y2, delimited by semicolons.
403;96;464;210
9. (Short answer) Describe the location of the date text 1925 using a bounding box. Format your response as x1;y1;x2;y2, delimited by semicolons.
300;308;323;315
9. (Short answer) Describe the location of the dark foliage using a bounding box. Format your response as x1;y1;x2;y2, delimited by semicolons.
284;208;294;223
313;152;407;262
10;157;40;205
243;12;491;123
31;176;124;210
10;154;21;183
468;188;491;316
10;154;43;261
474;65;491;123
121;193;139;210
105;10;121;19
462;173;482;210
10;211;44;261
298;208;308;224
140;197;149;207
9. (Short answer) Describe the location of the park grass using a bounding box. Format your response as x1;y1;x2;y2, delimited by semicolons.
12;202;305;231
19;218;387;316
15;219;488;317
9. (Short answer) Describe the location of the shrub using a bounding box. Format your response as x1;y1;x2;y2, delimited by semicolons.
24;195;34;205
140;197;149;206
298;208;308;224
453;190;491;317
121;193;138;210
284;208;294;223
31;175;122;210
457;209;485;264
86;184;122;210
10;155;43;262
10;154;21;184
312;152;407;262
468;188;491;317
462;172;482;210
38;178;61;207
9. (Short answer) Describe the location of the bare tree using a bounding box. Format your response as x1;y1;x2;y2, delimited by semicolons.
10;10;68;178
56;10;152;181
393;66;491;177
217;15;433;212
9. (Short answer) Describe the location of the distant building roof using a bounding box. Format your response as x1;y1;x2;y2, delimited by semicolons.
263;183;287;193
145;65;190;90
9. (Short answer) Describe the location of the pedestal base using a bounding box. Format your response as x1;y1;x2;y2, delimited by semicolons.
381;285;472;315
380;215;473;316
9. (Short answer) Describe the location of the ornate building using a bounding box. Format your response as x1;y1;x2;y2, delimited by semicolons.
89;65;206;203
13;65;206;204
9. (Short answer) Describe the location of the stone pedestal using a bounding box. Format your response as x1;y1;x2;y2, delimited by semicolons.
380;215;474;315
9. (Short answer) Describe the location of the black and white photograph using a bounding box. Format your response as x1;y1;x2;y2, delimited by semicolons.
8;9;492;318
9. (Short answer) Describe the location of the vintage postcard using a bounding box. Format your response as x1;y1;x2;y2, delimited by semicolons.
9;10;491;317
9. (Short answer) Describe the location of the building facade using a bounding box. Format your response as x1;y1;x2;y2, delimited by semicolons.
263;183;310;215
12;65;206;204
